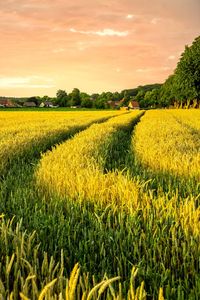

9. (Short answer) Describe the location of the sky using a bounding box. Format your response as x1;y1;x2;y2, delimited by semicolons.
0;0;199;97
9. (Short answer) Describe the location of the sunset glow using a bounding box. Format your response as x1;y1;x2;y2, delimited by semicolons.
0;0;199;96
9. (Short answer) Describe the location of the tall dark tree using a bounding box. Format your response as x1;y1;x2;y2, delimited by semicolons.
81;98;93;108
56;90;68;107
161;36;200;107
135;89;145;103
160;75;175;107
175;36;200;101
122;91;131;105
80;92;92;108
69;88;81;106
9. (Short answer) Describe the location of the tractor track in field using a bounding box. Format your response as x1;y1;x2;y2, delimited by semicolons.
0;111;147;280
104;111;200;199
0;111;139;245
0;111;145;253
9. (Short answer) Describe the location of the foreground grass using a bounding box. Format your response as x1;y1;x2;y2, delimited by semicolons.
1;155;199;299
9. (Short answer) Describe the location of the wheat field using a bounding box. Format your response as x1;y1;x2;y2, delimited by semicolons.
0;110;199;300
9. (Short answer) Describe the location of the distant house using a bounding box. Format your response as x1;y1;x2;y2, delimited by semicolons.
23;102;37;107
45;101;54;108
39;102;45;108
128;101;140;110
0;99;15;107
39;102;58;108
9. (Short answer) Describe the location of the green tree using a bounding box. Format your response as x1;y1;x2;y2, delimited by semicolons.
69;88;81;106
144;91;154;107
80;92;92;108
56;90;68;107
175;36;200;101
122;91;131;105
81;98;93;108
161;36;200;107
112;92;121;102
90;93;99;101
94;98;108;109
80;92;90;100
135;90;145;103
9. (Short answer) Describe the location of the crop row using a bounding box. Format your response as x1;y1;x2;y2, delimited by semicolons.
0;111;120;175
36;111;143;210
170;109;200;130
133;110;200;179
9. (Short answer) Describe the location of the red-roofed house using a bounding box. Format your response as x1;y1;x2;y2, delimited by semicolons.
128;100;140;110
0;99;15;107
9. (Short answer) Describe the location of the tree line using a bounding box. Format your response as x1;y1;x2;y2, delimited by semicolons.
54;84;162;109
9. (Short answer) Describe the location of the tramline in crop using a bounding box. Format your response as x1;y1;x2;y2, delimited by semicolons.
0;111;120;175
36;111;143;210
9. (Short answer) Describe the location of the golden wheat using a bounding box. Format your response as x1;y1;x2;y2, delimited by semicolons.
36;112;143;210
133;110;200;179
0;111;120;174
